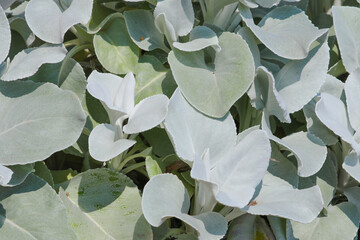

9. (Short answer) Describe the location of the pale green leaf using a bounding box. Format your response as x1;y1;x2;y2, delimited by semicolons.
59;168;152;240
0;174;77;239
94;18;139;74
168;32;255;117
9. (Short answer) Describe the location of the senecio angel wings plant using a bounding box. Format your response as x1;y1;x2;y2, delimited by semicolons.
1;0;360;239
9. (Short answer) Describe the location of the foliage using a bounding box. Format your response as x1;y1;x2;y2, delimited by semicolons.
0;0;360;239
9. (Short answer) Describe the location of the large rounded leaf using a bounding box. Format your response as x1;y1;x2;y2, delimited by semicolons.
0;174;77;239
25;0;93;44
242;172;324;223
168;32;255;117
239;5;327;60
1;44;67;81
164;89;237;166
142;174;228;240
0;6;10;63
290;202;360;240
332;6;360;73
94;18;139;75
59;168;152;240
0;81;86;165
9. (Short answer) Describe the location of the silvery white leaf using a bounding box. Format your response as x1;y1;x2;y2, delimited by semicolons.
211;129;271;208
239;5;327;59
25;0;93;43
242;172;324;223
89;124;136;162
0;164;13;186
343;152;360;183
0;6;10;63
332;6;360;73
275;35;329;114
316;93;360;155
173;26;220;52
123;94;169;134
319;74;344;98
154;13;177;44
154;0;194;38
1;44;67;81
142;174;228;240
87;70;135;116
345;68;360;132
164;89;236;166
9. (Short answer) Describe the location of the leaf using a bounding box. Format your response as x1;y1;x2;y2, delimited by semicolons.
142;127;175;157
88;124;136;162
123;94;169;134
134;55;176;103
145;156;162;178
154;0;194;38
0;174;77;239
34;161;54;187
262;114;327;177
345;68;360;131
248;66;290;123
87;70;135;123
25;0;93;43
239;5;327;59
94;18;139;75
193;129;271;209
173;26;220;52
242;172;324;223
0;6;11;63
0;81;86;165
274;35;329;114
290;202;360;240
164;89;237;166
124;9;168;51
142;174;228;240
344;187;360;213
332;6;360;73
315;93;360;155
343;152;360;182
30;58;87;100
168;32;255;117
1;44;67;81
267;142;299;187
4;163;34;187
303;99;338;146
0;164;13;186
59;168;152;240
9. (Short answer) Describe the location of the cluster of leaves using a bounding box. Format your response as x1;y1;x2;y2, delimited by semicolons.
1;0;360;239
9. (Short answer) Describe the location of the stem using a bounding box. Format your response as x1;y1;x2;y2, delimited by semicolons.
121;162;145;174
116;153;148;171
64;39;81;48
225;208;246;222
